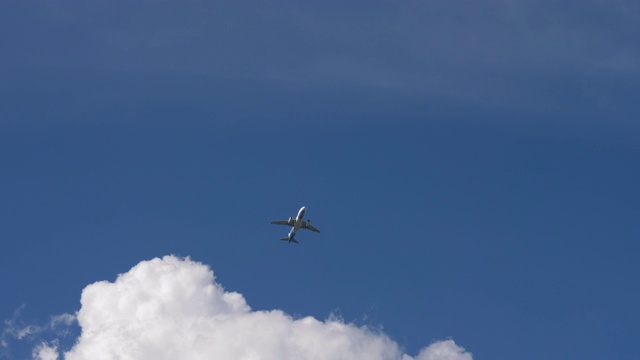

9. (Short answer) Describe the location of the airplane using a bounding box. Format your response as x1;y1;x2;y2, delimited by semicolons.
270;206;320;244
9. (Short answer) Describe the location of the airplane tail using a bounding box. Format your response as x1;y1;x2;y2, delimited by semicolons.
280;237;299;244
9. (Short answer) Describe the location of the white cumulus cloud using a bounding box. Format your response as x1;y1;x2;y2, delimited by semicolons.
47;255;471;360
33;341;59;360
414;340;472;360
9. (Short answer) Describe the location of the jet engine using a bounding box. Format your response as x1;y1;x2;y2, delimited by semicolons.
288;217;293;223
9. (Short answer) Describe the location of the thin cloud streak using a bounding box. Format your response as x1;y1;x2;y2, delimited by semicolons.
1;1;637;109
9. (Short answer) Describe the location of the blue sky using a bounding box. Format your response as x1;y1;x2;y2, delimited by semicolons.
1;1;639;359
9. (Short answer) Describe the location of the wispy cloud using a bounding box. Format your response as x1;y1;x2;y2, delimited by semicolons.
3;2;637;101
1;1;638;130
1;306;76;359
48;314;76;338
263;1;640;108
2;305;44;349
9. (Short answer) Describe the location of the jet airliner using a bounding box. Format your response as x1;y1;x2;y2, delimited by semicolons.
270;206;320;243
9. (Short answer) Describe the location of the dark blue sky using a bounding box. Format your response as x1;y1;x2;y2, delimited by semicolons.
1;2;639;359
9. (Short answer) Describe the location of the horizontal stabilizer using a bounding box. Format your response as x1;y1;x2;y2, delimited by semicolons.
280;237;299;244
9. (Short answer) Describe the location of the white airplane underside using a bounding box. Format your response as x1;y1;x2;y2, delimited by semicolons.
270;206;320;244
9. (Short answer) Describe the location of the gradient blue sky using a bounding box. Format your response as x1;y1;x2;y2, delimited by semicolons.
1;1;639;359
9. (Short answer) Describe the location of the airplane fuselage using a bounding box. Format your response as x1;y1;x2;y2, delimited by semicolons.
287;206;306;240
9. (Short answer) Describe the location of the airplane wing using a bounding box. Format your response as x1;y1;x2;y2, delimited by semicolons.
270;219;294;226
300;222;320;233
